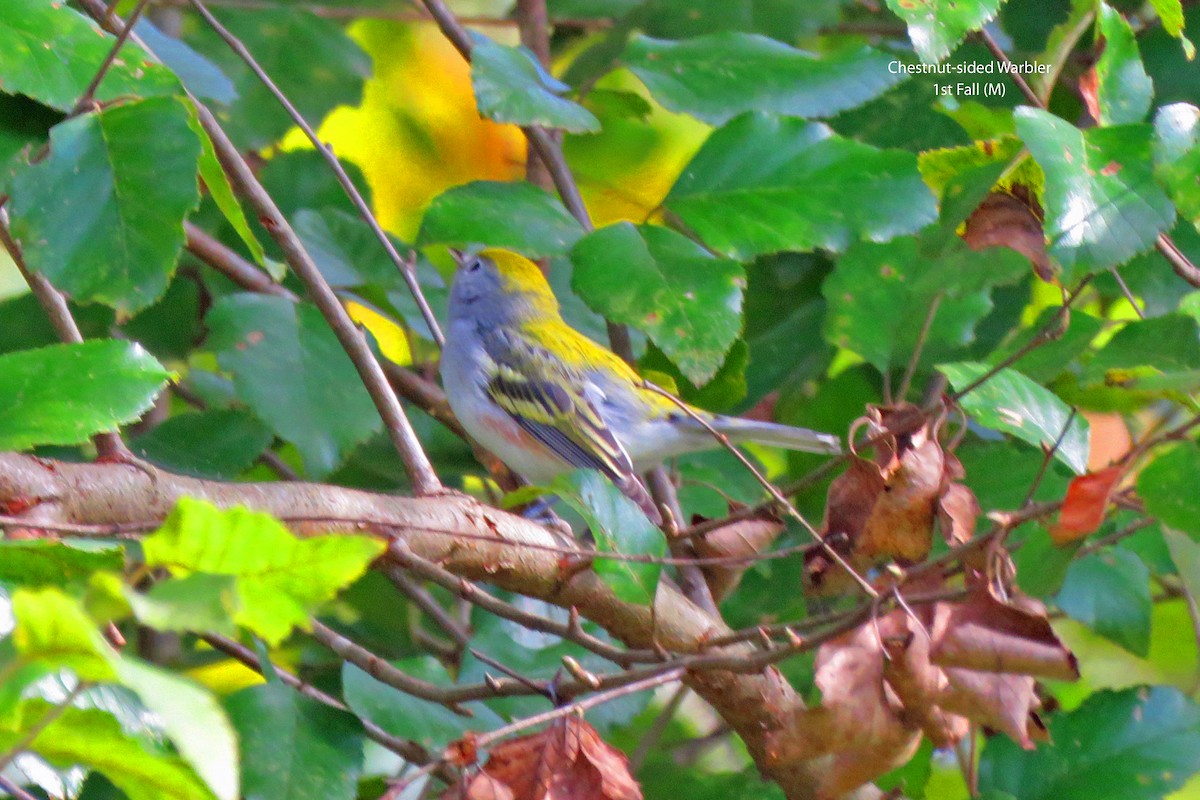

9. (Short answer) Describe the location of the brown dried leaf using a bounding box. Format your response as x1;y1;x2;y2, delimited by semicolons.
1049;465;1124;545
931;588;1079;681
769;618;920;798
881;629;969;748
857;438;944;563
450;718;641;800
821;456;886;545
1079;66;1101;123
937;666;1040;749
693;507;785;601
963;190;1050;279
937;482;981;548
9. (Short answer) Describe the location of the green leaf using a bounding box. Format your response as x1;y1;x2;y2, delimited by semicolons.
225;682;362;800
0;340;172;451
552;470;665;605
342;660;503;746
12;587;118;681
417;180;585;258
1153;103;1200;229
822;238;1012;373
0;541;123;588
294;207;423;290
142;497;386;645
187;107;266;267
188;8;370;149
623;34;904;125
470;34;599;133
205;294;381;477
988;308;1104;383
1147;0;1195;57
1015;107;1175;279
0;0;179;111
1056;550;1152;656
884;0;1005;63
571;222;744;384
8;97;202;313
938;361;1090;473
131;409;274;480
1082;314;1200;385
979;687;1200;800
1165;529;1200;613
637;0;840;40
664;113;936;259
112;660;240;800
0;702;215;800
1137;442;1200;539
1094;3;1154;126
125;573;240;637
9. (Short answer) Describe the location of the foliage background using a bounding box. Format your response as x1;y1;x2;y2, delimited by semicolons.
3;0;1200;799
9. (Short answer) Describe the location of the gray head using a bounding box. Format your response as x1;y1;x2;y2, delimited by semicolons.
447;249;559;328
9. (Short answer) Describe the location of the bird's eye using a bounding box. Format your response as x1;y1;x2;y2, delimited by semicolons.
467;259;482;273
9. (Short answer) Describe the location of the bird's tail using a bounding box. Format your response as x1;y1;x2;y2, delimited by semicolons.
708;416;842;455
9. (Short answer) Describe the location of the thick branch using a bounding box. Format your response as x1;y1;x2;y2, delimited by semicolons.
0;454;877;800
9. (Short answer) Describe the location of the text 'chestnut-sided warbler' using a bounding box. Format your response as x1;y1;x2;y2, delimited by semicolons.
440;249;842;524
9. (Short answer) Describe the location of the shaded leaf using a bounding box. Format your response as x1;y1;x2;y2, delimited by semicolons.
571;222;744;384
8;97;202;313
1153;103;1200;229
979;687;1200;800
418;181;585;258
225;681;363;800
665;113;936;259
471;35;599;133
692;507;784;601
206;294;381;477
939;361;1090;474
0;340;171;451
1137;442;1200;539
1056;550;1152;656
0;541;123;588
130;409;274;480
552;470;664;605
1092;3;1154;126
125;573;239;637
134;18;236;104
623;34;903;125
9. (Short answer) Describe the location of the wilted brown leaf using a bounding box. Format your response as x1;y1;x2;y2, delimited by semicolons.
931;587;1079;681
937;482;981;549
693;506;785;601
881;628;969;748
963;190;1050;279
1049;465;1124;544
937;666;1040;749
449;717;641;800
857;438;945;563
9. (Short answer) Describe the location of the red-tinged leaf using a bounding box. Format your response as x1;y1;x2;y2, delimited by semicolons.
930;588;1080;681
938;482;981;548
1080;67;1101;122
820;456;886;547
450;718;641;800
963;190;1050;280
1049;466;1124;544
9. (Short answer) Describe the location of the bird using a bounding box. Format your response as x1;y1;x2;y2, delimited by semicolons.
439;248;842;525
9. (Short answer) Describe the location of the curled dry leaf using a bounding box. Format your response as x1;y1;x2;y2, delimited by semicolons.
768;616;921;799
448;717;641;800
930;585;1080;682
963;189;1051;280
1049;465;1124;545
810;402;982;591
881;628;969;748
692;505;785;601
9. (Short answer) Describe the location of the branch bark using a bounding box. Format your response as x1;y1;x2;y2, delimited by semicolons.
0;453;878;800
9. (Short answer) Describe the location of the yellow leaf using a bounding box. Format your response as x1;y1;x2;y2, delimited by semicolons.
345;299;412;367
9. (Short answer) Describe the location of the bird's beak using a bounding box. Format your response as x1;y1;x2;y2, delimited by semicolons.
448;247;466;266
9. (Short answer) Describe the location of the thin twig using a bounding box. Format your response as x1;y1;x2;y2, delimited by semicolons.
185;221;296;299
200;633;436;766
0;777;40;800
1017;408;1077;511
1109;268;1146;319
186;0;445;348
0;683;86;774
0;208;129;460
897;292;942;402
628;685;688;773
641;382;878;599
72;0;153;115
